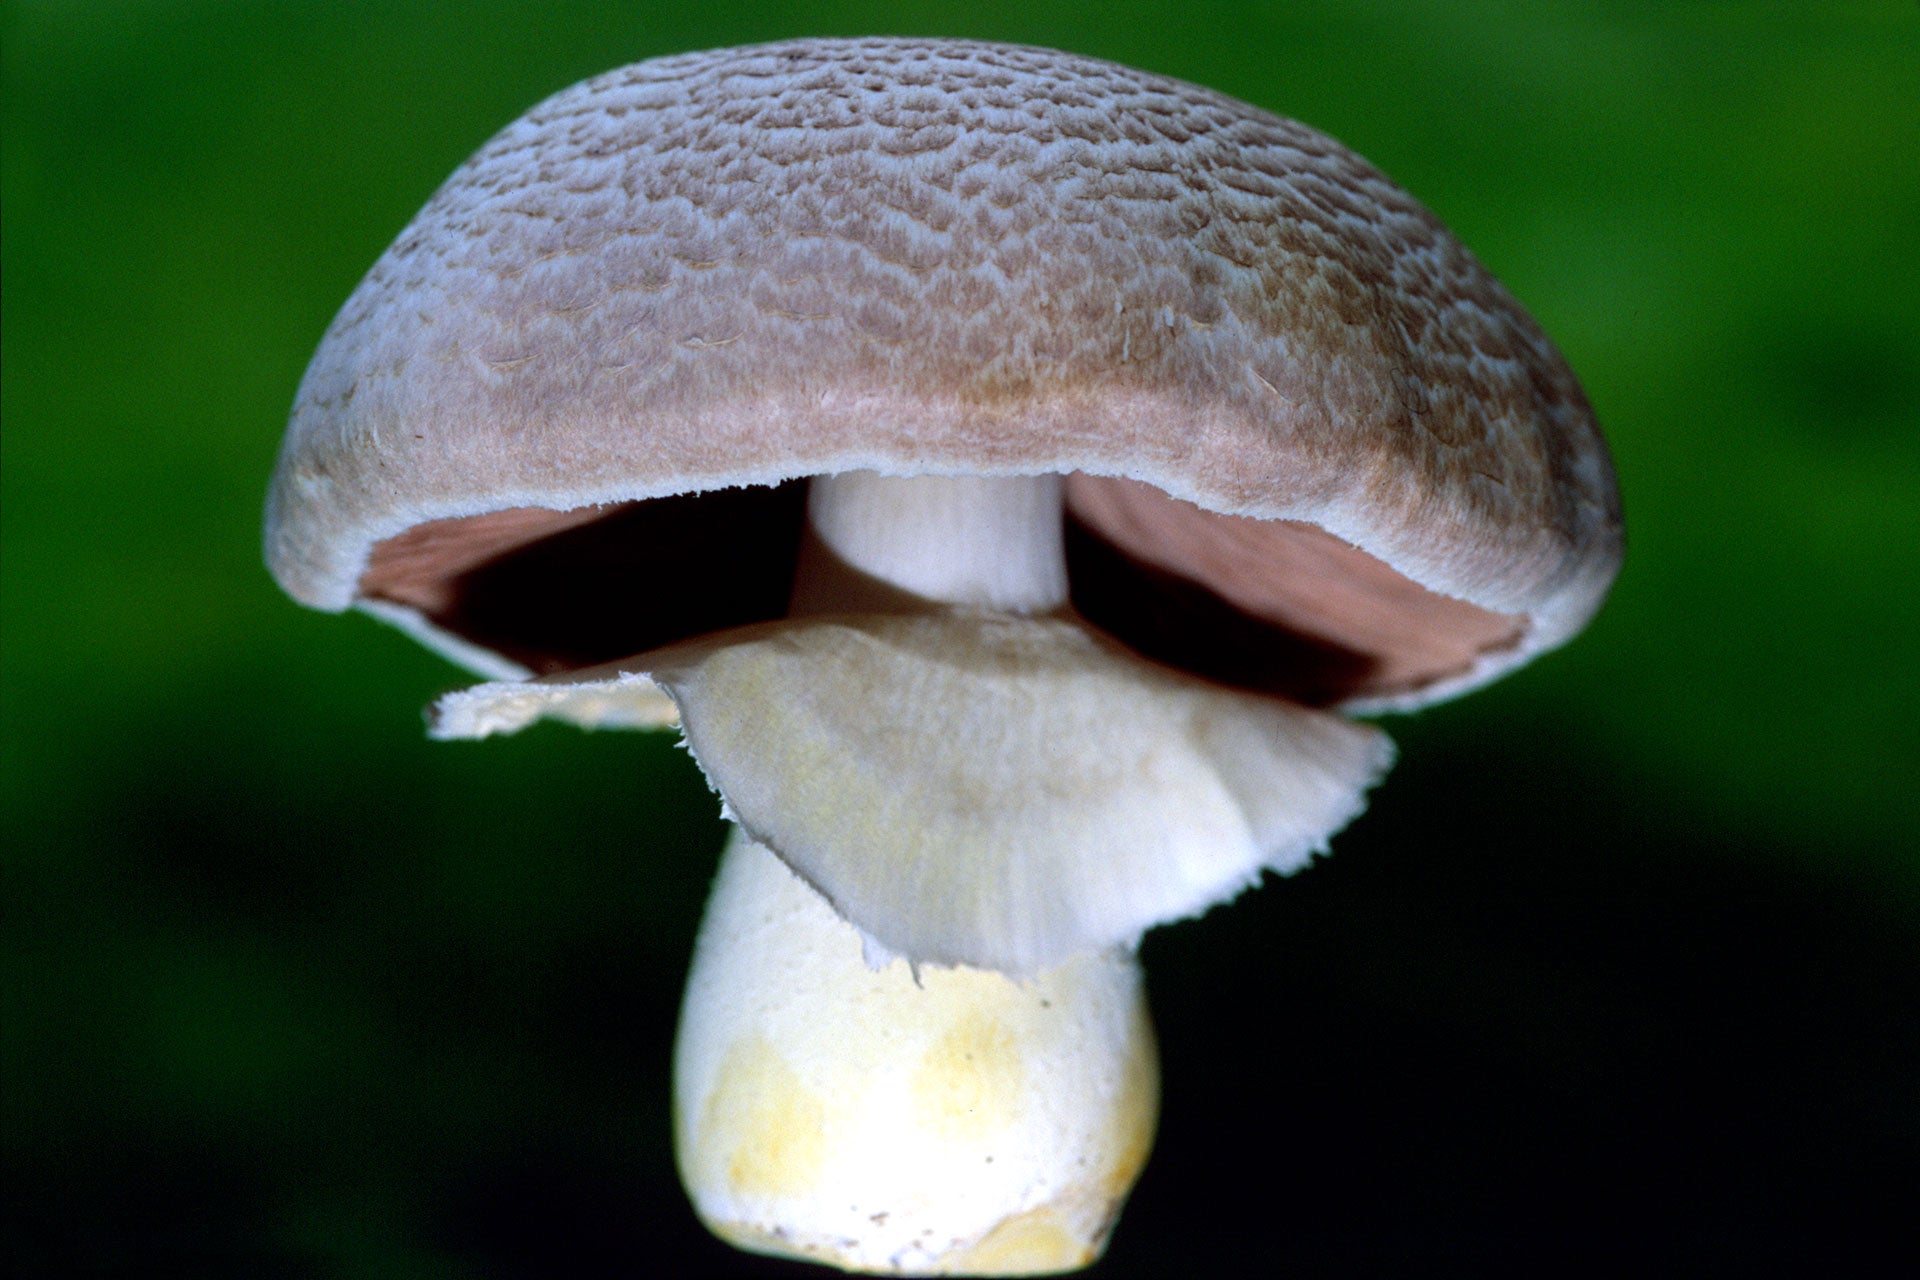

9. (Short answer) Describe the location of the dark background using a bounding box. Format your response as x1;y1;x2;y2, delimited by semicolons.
4;1;1916;1274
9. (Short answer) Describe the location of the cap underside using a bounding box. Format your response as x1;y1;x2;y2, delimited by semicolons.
360;475;1524;708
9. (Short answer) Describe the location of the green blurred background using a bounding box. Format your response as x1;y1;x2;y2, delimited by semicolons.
4;0;1916;1274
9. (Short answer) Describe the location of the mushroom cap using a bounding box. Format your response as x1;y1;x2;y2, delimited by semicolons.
266;37;1621;710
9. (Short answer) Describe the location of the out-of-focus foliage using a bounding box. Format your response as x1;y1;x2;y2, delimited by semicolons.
4;1;1915;1274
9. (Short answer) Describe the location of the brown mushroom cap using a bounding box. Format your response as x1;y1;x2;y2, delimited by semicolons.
266;37;1620;710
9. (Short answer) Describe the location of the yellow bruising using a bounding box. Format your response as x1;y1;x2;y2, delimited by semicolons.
695;1034;831;1200
934;992;1162;1276
706;1203;1097;1278
689;1003;1159;1277
1106;995;1161;1204
912;1007;1025;1143
935;1206;1097;1275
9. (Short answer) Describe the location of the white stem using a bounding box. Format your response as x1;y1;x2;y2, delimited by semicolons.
802;472;1068;614
674;828;1158;1275
674;470;1164;1272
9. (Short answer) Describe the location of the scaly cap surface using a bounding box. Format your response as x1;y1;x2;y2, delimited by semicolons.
267;36;1621;709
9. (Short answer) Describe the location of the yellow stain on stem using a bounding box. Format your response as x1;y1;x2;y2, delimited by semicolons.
697;1035;830;1199
1106;995;1161;1199
913;1008;1025;1143
938;1206;1097;1274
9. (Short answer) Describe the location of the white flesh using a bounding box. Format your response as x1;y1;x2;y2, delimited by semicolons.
799;472;1068;615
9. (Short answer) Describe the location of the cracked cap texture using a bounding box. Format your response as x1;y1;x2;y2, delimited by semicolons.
267;37;1620;706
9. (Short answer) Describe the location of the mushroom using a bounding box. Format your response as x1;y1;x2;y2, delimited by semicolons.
265;37;1621;1276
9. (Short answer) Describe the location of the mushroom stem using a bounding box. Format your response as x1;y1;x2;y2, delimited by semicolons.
676;473;1158;1272
796;472;1068;615
674;828;1158;1274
